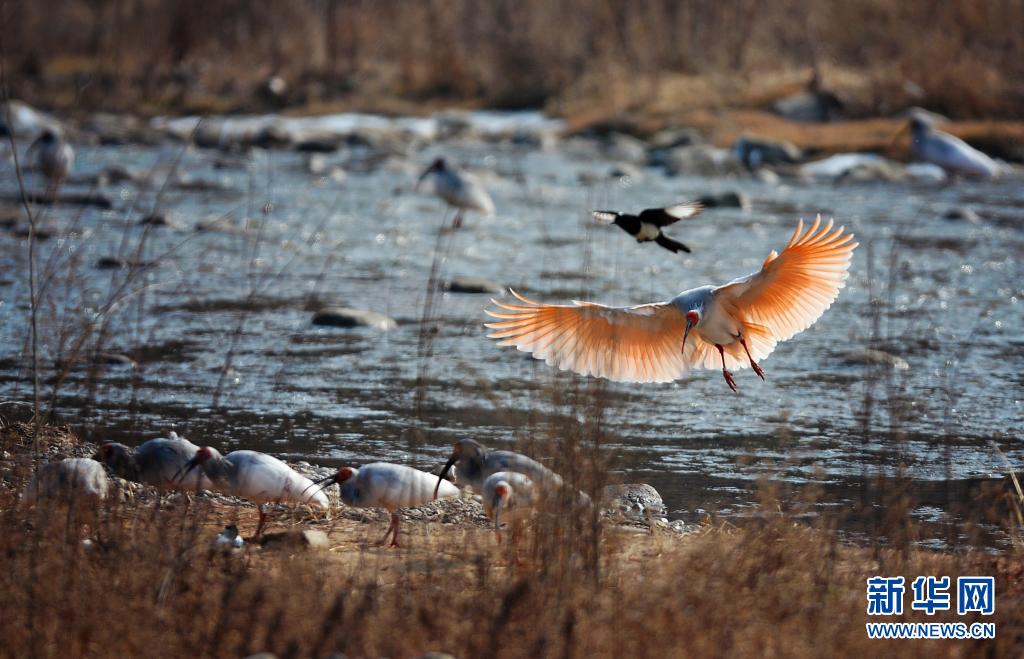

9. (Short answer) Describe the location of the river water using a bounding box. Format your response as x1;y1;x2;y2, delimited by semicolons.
1;112;1021;548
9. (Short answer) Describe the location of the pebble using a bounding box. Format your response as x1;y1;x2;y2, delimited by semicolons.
444;277;505;295
841;349;910;371
312;307;398;331
697;190;750;210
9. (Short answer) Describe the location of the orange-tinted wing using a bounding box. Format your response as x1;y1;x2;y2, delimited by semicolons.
485;290;691;383
715;216;857;355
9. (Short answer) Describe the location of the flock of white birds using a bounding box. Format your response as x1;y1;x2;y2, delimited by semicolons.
18;109;1004;546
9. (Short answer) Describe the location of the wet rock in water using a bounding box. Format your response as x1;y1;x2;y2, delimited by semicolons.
96;352;138;368
295;134;343;153
312;307;397;331
1;191;113;209
174;175;232;193
662;144;745;177
139;212;179;228
97;165;140;186
648;127;701;151
95;256;157;270
599;132;647;164
841;349;910;371
609;162;643;180
84;113;163;146
905;163;947;183
733;136;803;170
772;90;843;123
259;529;329;550
434;110;479;141
444;277;505;295
697;190;750;210
602;483;668;524
800;153;901;182
943;207;982;223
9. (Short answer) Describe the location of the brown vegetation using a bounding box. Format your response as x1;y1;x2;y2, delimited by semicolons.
3;0;1023;122
1;419;1022;657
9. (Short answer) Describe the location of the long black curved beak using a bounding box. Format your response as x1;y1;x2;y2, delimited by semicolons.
173;456;200;485
682;318;693;354
415;168;430;192
434;457;456;500
302;473;337;501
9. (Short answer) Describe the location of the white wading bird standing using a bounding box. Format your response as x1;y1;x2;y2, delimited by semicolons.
22;458;109;504
310;463;460;548
416;157;495;228
27;129;75;187
433;438;562;499
482;471;536;543
486;216;857;392
904;115;999;178
94;432;214;491
177;447;329;536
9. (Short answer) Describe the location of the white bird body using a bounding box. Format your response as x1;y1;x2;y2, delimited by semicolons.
28;130;74;184
435;438;562;496
910;118;998;178
339;463;460;510
95;432;214;491
486;216;857;391
22;458;108;504
195;448;329;508
418;157;495;227
180;446;328;536
315;462;460;547
482;471;536;529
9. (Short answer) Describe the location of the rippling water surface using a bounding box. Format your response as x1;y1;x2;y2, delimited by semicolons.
1;114;1021;547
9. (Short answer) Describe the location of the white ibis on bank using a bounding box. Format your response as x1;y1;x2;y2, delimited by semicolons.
94;432;214;491
482;471;536;542
22;458;108;504
311;463;460;547
177;447;329;536
433;438;562;499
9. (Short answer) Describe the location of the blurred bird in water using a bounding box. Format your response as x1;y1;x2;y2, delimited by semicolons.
177;447;329;536
416;157;495;228
486;216;857;392
27;129;74;189
901;115;999;178
310;463;460;547
592;201;703;254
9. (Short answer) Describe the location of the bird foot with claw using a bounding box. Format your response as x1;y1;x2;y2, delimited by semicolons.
722;369;738;392
750;361;766;381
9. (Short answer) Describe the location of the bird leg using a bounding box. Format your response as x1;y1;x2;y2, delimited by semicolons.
452;211;463;229
716;344;738;393
254;504;269;538
379;512;401;548
738;337;766;381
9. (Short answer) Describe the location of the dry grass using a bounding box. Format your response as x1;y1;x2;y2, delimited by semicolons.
3;1;1023;121
1;420;1022;658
